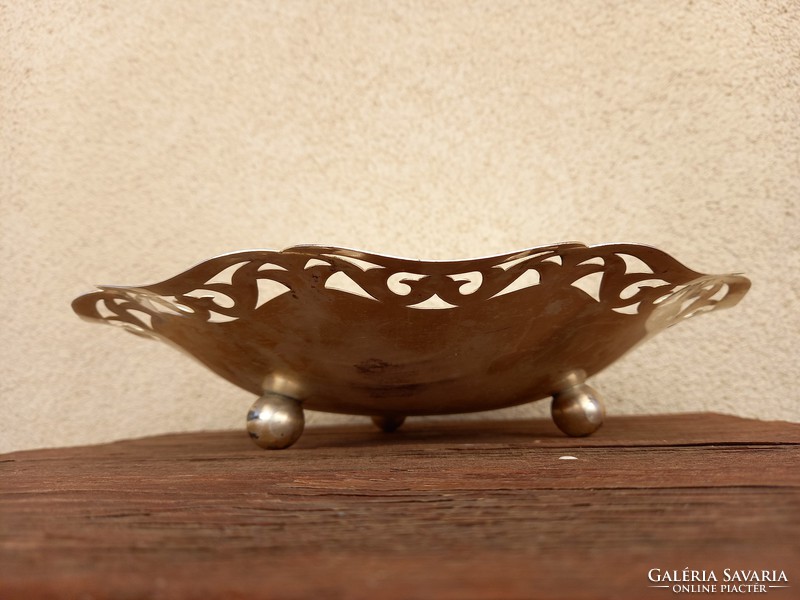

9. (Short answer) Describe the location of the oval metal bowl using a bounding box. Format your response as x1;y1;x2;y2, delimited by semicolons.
72;242;750;449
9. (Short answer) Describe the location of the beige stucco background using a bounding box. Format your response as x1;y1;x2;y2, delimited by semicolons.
2;1;798;454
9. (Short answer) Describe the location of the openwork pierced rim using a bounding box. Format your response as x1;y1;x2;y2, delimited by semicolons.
72;242;750;421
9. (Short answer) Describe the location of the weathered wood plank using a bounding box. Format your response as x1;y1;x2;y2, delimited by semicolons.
1;414;798;599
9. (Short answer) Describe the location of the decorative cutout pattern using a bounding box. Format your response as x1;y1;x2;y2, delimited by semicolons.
72;243;750;337
72;242;751;417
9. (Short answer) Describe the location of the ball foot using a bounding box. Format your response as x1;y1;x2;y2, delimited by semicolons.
246;393;305;449
551;380;605;437
371;415;406;433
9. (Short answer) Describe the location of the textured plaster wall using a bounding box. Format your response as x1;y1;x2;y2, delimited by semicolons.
1;1;798;453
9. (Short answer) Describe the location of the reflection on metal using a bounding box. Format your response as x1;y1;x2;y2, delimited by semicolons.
72;242;751;449
246;393;305;450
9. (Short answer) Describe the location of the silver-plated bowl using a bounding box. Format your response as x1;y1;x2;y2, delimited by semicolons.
72;242;750;448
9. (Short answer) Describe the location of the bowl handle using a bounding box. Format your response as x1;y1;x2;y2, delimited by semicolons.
646;273;751;333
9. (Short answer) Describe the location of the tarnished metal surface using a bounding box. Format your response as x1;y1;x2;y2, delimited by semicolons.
72;242;750;445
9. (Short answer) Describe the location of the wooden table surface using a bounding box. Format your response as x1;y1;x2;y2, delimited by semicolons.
1;413;799;599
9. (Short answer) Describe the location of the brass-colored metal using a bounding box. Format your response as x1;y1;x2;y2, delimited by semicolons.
551;374;606;437
72;242;750;449
246;393;305;450
371;415;406;433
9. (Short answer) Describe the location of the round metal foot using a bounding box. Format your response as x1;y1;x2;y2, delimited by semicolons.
246;393;305;449
371;415;406;433
551;381;605;437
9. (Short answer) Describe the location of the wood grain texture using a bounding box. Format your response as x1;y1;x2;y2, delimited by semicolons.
2;414;799;600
